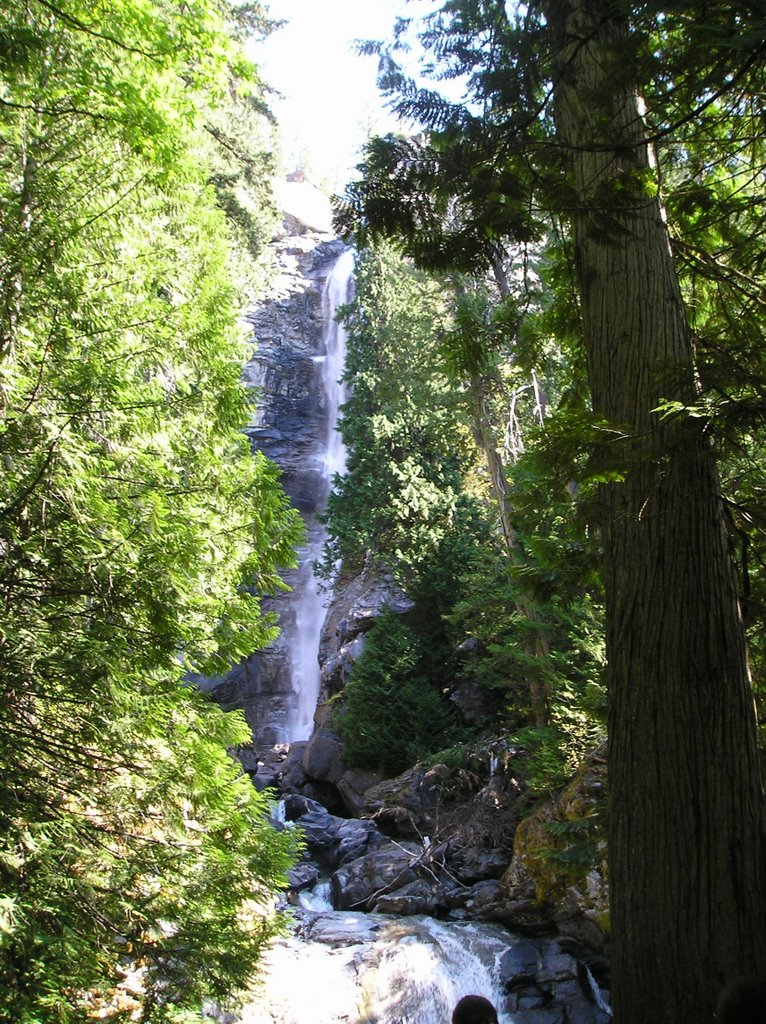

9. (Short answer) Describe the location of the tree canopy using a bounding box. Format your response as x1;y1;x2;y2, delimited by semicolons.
0;0;304;1019
334;2;766;1022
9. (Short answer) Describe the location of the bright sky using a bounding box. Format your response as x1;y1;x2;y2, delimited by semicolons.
252;0;416;190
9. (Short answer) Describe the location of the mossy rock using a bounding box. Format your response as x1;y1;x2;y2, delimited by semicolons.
501;747;609;949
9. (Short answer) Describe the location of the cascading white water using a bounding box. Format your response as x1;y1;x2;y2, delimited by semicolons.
233;914;510;1024
226;906;611;1024
217;245;613;1024
286;249;354;742
321;248;354;479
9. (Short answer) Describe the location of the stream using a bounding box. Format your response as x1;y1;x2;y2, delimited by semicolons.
229;898;610;1024
237;910;509;1024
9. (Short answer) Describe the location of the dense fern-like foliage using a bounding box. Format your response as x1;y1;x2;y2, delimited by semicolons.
333;130;540;275
0;0;302;1018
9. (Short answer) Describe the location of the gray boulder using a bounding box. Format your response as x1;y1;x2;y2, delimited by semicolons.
252;765;281;792
500;937;611;1024
336;818;385;865
303;727;346;784
287;862;319;892
372;879;445;916
555;873;610;951
461;879;506;918
364;765;447;837
450;844;512;883
330;841;421;911
337;767;383;818
293;808;384;872
279;741;309;791
295;809;341;869
500;938;544;985
282;793;326;821
320;633;366;696
500;747;608;951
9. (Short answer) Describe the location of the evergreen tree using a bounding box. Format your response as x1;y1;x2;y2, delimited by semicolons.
337;2;766;1019
324;244;474;580
546;2;766;1018
0;0;303;1018
340;607;462;774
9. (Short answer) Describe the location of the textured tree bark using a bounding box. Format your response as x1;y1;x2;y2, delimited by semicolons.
545;2;766;1022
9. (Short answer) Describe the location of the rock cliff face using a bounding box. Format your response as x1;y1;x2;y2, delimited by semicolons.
202;178;345;750
203;176;422;769
501;746;609;953
318;557;414;697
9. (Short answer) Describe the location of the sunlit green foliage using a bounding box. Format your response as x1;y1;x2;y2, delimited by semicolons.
0;690;301;1022
322;234;607;788
324;244;475;581
0;0;303;1018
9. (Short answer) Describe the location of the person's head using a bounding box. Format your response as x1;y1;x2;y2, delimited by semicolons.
451;995;499;1024
716;978;766;1024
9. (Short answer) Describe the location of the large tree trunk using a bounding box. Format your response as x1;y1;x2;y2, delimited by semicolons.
546;2;766;1022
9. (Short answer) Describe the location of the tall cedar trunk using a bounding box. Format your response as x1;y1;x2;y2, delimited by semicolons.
546;2;766;1022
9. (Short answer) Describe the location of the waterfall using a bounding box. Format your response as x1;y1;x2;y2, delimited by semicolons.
321;247;354;480
223;908;611;1024
209;245;613;1024
232;913;509;1024
286;249;354;742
